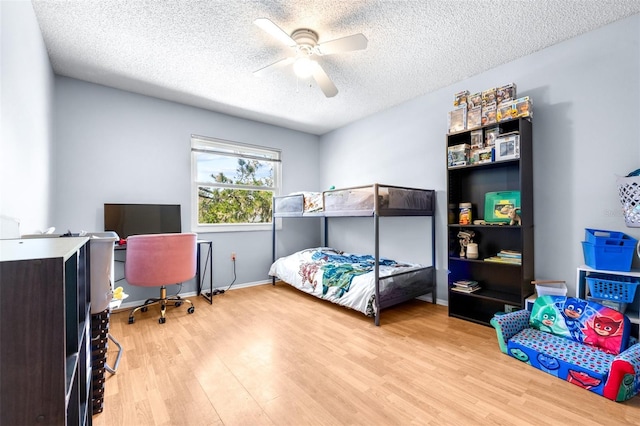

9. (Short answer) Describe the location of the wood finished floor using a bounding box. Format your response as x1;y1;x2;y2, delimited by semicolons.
94;283;640;426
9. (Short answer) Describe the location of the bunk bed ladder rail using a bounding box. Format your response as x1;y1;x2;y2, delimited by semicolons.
272;207;276;285
374;184;381;326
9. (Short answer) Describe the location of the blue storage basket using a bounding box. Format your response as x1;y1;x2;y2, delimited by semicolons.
582;241;636;272
582;228;637;272
585;228;637;247
586;273;640;303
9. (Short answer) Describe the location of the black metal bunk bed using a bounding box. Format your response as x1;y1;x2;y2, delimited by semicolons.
270;184;436;326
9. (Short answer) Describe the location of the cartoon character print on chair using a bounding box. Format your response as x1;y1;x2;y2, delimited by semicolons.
567;370;602;390
531;304;562;334
618;374;637;400
530;295;630;356
509;348;530;364
583;314;624;355
537;353;560;377
556;297;590;342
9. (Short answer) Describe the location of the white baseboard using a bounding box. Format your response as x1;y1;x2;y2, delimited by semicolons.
113;281;447;312
415;294;447;306
112;280;271;312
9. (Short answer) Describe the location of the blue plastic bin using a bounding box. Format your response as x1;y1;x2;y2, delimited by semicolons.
586;273;640;303
582;228;637;272
585;228;637;247
582;241;636;272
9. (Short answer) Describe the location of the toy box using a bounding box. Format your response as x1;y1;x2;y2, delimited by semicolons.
513;96;532;118
495;133;520;161
497;101;515;122
484;126;502;148
467;105;482;129
481;87;497;106
470;129;483;149
484;191;521;223
448;105;467;133
471;147;493;165
481;102;496;126
496;83;517;105
448;143;470;167
454;90;469;107
468;92;482;109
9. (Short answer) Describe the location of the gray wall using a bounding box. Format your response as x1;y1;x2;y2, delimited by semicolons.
4;2;640;305
320;14;640;300
53;77;321;302
1;1;54;235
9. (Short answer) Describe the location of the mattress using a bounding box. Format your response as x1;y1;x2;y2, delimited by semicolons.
268;247;426;316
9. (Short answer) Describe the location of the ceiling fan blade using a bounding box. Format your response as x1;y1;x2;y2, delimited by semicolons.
254;18;297;47
312;64;338;98
253;57;295;77
316;33;368;55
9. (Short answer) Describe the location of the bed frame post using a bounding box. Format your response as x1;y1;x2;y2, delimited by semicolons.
374;184;381;326
324;216;328;247
272;200;276;285
431;194;436;303
374;212;381;326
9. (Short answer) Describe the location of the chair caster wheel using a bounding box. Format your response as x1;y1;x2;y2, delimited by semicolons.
187;306;195;314
175;301;183;307
128;317;135;324
141;306;148;312
159;317;166;324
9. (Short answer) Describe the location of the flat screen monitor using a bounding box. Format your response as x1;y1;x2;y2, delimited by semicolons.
104;203;181;239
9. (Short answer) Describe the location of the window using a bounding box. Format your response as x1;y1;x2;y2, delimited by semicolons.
191;135;281;232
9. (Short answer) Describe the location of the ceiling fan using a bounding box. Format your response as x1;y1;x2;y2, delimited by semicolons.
253;18;368;98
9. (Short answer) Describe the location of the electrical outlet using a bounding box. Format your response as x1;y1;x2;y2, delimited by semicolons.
231;252;236;261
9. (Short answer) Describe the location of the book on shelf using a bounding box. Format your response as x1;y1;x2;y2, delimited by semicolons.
484;256;522;264
453;280;479;288
451;280;481;293
497;249;521;259
451;285;482;293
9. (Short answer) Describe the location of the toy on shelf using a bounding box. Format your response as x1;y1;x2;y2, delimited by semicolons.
457;230;475;258
507;207;521;225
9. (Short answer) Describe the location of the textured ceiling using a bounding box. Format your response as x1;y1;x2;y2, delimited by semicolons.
31;0;640;135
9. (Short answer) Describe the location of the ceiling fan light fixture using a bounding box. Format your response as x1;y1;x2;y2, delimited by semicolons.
293;57;317;79
254;18;367;97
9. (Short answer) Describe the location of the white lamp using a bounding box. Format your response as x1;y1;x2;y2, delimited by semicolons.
293;56;317;79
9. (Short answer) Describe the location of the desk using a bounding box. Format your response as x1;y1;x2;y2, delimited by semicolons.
115;239;214;304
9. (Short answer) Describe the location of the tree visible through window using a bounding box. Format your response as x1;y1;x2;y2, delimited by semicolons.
191;135;281;230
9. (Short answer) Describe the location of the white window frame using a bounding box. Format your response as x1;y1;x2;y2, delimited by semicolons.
191;134;281;233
